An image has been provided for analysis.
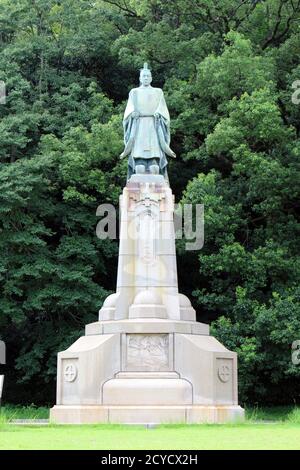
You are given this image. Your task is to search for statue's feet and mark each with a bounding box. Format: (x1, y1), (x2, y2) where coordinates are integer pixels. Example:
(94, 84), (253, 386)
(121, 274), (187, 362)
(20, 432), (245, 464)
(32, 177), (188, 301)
(149, 164), (159, 175)
(135, 165), (145, 174)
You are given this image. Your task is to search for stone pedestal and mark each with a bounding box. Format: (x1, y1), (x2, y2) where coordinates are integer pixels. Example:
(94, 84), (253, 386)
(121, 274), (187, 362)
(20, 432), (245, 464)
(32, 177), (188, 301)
(50, 176), (244, 424)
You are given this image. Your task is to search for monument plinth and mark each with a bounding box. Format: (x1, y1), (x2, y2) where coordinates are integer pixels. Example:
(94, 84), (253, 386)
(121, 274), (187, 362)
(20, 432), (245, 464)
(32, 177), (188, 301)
(50, 64), (244, 424)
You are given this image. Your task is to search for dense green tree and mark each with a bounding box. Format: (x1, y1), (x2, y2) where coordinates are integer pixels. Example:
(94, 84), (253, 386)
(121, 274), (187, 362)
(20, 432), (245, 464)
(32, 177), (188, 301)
(0, 0), (299, 404)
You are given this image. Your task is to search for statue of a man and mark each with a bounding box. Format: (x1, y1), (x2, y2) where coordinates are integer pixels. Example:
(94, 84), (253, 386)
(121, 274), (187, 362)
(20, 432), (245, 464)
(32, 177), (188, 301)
(120, 63), (176, 181)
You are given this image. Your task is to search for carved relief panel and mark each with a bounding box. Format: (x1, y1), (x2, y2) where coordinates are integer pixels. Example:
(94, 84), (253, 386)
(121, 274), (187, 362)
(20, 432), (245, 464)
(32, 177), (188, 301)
(123, 334), (173, 371)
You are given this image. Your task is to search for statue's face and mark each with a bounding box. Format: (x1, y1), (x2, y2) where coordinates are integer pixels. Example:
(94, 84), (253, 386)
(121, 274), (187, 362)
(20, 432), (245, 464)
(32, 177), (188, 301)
(140, 70), (152, 86)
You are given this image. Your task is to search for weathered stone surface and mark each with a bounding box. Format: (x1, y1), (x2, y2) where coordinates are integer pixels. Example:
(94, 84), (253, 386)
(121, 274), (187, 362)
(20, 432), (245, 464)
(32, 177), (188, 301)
(56, 334), (121, 405)
(102, 377), (192, 405)
(174, 334), (238, 405)
(85, 319), (209, 336)
(50, 404), (244, 424)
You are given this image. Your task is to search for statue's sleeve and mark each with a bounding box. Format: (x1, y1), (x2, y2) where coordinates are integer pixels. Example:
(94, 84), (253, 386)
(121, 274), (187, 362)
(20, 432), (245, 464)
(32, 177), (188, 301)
(122, 90), (135, 147)
(123, 90), (135, 121)
(121, 90), (137, 156)
(155, 90), (175, 156)
(156, 90), (170, 122)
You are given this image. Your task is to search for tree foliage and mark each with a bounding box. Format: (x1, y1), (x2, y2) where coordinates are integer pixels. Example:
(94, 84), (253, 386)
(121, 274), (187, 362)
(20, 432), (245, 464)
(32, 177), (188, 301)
(0, 0), (299, 404)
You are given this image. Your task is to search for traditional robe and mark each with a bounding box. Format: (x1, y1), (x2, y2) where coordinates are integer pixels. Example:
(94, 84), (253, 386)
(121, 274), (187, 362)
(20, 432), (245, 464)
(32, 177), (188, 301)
(122, 86), (174, 180)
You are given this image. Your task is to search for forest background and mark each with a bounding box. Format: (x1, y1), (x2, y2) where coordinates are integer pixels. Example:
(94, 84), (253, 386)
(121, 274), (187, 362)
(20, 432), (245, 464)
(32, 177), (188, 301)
(0, 0), (299, 405)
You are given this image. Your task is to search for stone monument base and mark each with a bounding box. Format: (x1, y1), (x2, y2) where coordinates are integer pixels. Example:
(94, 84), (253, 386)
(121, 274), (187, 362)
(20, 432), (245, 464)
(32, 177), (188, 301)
(50, 404), (244, 425)
(51, 85), (246, 425)
(50, 319), (245, 425)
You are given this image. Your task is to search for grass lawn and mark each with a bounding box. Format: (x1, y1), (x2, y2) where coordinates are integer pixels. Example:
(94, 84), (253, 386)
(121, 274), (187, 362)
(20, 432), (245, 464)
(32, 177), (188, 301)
(0, 406), (299, 450)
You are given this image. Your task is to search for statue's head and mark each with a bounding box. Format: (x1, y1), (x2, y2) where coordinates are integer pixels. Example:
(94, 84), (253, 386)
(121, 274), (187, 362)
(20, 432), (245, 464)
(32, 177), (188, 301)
(139, 62), (152, 87)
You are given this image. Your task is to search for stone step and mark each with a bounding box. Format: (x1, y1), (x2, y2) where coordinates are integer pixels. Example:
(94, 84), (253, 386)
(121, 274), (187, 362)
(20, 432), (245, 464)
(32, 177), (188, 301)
(115, 371), (180, 379)
(102, 377), (192, 406)
(50, 404), (245, 425)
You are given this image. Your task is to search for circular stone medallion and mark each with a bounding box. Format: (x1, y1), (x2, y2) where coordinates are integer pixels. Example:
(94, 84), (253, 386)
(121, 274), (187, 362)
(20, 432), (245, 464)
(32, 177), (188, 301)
(218, 364), (231, 383)
(64, 363), (77, 382)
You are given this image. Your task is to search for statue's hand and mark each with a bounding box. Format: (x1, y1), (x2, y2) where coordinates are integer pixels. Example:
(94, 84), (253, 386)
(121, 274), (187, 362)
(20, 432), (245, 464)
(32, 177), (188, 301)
(170, 150), (176, 158)
(119, 151), (126, 159)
